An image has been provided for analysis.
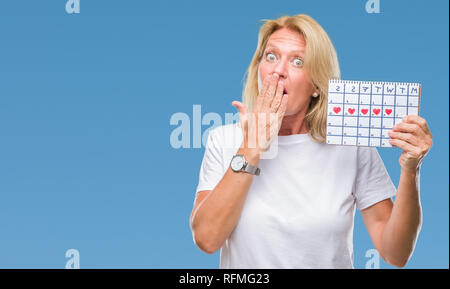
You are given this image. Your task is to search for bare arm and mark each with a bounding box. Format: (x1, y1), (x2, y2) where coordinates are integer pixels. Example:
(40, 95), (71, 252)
(190, 73), (288, 254)
(381, 168), (421, 267)
(362, 115), (432, 267)
(190, 148), (260, 254)
(361, 168), (421, 268)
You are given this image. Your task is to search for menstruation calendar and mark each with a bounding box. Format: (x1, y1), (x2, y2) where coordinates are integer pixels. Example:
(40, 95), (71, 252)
(326, 79), (421, 147)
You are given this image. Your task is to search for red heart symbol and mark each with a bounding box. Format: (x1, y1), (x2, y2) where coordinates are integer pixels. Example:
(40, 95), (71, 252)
(348, 108), (355, 115)
(373, 108), (381, 115)
(361, 109), (369, 115)
(333, 107), (341, 114)
(385, 109), (392, 115)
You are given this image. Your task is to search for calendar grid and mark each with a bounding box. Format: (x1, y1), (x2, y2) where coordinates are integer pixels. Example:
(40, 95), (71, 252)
(407, 83), (410, 116)
(368, 83), (372, 146)
(341, 83), (345, 145)
(326, 79), (421, 148)
(356, 83), (360, 144)
(380, 83), (385, 147)
(394, 82), (397, 130)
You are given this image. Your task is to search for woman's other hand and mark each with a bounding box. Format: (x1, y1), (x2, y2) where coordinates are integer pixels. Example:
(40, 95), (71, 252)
(388, 115), (433, 174)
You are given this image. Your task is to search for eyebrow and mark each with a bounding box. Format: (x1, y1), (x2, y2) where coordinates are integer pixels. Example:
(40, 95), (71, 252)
(265, 45), (304, 56)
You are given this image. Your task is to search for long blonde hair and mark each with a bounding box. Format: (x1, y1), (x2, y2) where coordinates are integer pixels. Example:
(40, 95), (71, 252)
(242, 14), (340, 143)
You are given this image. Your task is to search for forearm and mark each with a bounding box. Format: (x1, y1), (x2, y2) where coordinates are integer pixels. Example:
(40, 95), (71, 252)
(381, 167), (422, 267)
(191, 147), (260, 253)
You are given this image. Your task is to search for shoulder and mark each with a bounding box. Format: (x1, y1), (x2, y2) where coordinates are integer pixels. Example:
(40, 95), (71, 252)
(356, 145), (383, 164)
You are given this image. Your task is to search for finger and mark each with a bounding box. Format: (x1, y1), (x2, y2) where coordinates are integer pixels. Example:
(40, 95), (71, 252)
(232, 100), (248, 114)
(232, 101), (248, 125)
(267, 112), (280, 146)
(263, 74), (279, 109)
(255, 74), (272, 112)
(392, 121), (422, 135)
(388, 130), (419, 146)
(276, 94), (289, 123)
(403, 115), (432, 136)
(257, 112), (270, 150)
(270, 79), (284, 112)
(389, 138), (421, 155)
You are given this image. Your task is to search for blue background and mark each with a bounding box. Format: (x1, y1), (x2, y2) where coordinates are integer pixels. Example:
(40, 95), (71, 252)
(0, 0), (448, 268)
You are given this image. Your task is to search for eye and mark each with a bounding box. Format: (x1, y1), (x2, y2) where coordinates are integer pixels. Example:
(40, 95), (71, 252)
(293, 58), (304, 67)
(265, 52), (277, 63)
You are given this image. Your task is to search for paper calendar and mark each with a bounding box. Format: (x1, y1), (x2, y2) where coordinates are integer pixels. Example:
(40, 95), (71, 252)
(326, 79), (421, 147)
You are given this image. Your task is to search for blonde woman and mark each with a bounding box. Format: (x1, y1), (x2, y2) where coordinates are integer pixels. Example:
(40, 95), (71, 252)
(190, 14), (433, 269)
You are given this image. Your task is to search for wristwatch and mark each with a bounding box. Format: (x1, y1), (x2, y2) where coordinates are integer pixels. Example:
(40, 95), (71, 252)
(230, 154), (261, 176)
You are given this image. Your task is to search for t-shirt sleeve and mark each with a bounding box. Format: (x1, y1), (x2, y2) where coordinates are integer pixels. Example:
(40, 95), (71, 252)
(353, 146), (397, 211)
(195, 128), (226, 195)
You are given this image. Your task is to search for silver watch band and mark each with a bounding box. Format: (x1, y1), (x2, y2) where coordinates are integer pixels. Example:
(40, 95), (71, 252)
(243, 163), (261, 176)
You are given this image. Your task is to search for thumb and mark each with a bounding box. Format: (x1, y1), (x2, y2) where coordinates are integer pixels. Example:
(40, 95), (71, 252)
(232, 101), (249, 130)
(232, 101), (248, 115)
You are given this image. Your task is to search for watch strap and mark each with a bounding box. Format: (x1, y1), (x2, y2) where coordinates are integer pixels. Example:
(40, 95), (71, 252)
(243, 163), (261, 176)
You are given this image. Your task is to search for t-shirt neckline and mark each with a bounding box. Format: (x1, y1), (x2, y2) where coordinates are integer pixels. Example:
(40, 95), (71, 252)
(277, 133), (311, 144)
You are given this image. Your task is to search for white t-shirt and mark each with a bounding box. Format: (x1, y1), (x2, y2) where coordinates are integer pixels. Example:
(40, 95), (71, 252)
(195, 123), (396, 269)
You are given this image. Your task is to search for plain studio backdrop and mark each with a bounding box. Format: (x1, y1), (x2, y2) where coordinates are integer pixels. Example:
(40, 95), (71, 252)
(0, 0), (448, 268)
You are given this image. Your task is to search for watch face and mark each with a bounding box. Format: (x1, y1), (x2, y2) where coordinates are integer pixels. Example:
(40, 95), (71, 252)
(231, 155), (245, 171)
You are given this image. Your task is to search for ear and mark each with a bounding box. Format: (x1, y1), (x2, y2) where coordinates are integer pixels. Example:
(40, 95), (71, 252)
(312, 86), (320, 96)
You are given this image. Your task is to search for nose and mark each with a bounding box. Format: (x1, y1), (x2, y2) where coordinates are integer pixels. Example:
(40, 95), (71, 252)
(273, 59), (288, 79)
